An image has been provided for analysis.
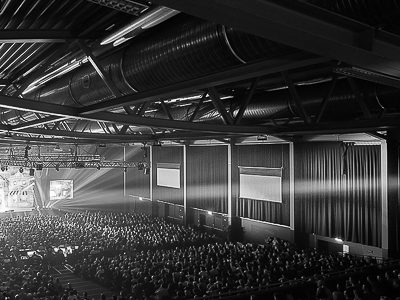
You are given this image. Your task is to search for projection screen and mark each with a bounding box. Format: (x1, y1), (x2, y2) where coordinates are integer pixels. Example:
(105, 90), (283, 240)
(239, 167), (282, 202)
(156, 163), (181, 189)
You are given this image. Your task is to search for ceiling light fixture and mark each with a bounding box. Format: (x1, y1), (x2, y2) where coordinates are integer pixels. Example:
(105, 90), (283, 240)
(101, 6), (179, 46)
(22, 57), (88, 95)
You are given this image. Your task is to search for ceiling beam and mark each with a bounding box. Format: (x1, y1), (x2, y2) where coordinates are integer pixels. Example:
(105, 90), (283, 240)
(0, 94), (271, 134)
(0, 30), (76, 43)
(12, 116), (69, 130)
(80, 55), (329, 114)
(154, 0), (400, 79)
(275, 115), (400, 136)
(0, 95), (80, 117)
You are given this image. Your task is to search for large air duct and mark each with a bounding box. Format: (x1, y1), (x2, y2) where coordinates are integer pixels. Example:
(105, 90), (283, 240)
(6, 12), (400, 130)
(26, 15), (294, 107)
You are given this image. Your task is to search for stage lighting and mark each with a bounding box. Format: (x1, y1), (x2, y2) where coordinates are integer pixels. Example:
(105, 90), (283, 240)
(4, 131), (12, 138)
(24, 145), (31, 159)
(29, 168), (35, 176)
(143, 167), (150, 175)
(36, 163), (43, 171)
(96, 165), (101, 170)
(137, 162), (144, 170)
(55, 164), (60, 171)
(0, 166), (4, 172)
(124, 167), (127, 172)
(142, 147), (148, 158)
(19, 167), (24, 173)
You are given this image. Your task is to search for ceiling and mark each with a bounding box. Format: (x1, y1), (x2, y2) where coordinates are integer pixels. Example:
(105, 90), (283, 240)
(0, 0), (399, 147)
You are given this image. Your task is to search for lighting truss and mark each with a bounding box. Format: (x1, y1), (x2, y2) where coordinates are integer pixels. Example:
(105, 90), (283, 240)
(0, 154), (149, 169)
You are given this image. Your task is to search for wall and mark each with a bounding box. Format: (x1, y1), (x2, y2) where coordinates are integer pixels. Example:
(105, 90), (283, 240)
(152, 146), (184, 205)
(294, 142), (382, 247)
(232, 143), (290, 226)
(125, 146), (151, 211)
(240, 218), (293, 244)
(186, 145), (228, 213)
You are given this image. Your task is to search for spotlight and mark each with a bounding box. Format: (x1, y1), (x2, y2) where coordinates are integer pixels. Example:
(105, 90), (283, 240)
(19, 167), (24, 173)
(334, 237), (343, 243)
(29, 168), (35, 176)
(96, 165), (101, 170)
(0, 166), (4, 172)
(55, 164), (60, 171)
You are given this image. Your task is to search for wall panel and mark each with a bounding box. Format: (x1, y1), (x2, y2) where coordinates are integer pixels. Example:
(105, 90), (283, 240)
(187, 145), (228, 213)
(232, 144), (290, 225)
(152, 146), (184, 205)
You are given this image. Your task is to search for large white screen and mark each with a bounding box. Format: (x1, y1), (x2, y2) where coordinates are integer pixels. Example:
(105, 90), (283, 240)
(157, 168), (180, 188)
(239, 174), (281, 202)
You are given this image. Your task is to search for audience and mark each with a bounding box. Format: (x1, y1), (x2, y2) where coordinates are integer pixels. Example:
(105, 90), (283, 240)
(0, 210), (398, 299)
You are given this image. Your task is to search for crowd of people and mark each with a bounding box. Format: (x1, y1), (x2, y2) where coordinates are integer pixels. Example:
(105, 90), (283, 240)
(0, 210), (398, 299)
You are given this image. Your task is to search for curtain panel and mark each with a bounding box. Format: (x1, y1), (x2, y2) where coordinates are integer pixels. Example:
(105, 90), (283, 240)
(295, 142), (381, 247)
(187, 146), (228, 213)
(234, 144), (290, 226)
(152, 146), (184, 205)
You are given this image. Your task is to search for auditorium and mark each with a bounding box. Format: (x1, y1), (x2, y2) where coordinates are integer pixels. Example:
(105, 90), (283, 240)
(0, 0), (399, 299)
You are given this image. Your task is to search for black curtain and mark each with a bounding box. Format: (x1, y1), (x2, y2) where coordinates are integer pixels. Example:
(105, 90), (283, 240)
(233, 144), (290, 225)
(187, 146), (228, 213)
(126, 146), (150, 199)
(295, 142), (381, 247)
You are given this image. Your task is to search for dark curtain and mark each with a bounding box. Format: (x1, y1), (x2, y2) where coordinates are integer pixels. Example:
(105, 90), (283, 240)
(295, 142), (381, 247)
(187, 146), (228, 213)
(152, 146), (184, 205)
(233, 144), (290, 226)
(126, 146), (150, 199)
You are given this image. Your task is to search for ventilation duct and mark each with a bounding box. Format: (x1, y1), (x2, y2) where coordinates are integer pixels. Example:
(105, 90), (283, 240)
(25, 15), (294, 107)
(6, 13), (400, 130)
(4, 14), (294, 125)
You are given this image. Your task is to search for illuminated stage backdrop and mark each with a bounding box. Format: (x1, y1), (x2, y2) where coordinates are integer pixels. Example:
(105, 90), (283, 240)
(0, 167), (36, 212)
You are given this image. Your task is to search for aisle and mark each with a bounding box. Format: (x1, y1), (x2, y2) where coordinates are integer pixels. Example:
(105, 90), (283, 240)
(53, 265), (113, 299)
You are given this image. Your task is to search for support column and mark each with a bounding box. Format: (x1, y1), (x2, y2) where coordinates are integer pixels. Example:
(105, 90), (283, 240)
(149, 146), (153, 202)
(227, 143), (233, 219)
(123, 146), (126, 198)
(183, 145), (187, 225)
(150, 146), (154, 217)
(386, 133), (399, 257)
(381, 140), (388, 255)
(289, 142), (295, 230)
